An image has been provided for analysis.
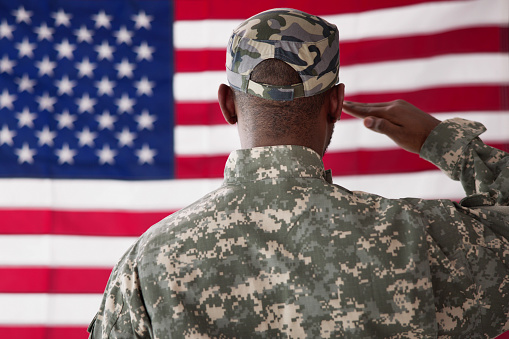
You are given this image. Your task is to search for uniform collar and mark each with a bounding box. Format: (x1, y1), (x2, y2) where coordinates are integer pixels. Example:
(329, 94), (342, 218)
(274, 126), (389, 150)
(224, 145), (333, 184)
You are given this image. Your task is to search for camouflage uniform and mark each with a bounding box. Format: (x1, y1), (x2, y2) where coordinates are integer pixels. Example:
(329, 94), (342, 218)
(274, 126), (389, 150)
(88, 118), (509, 338)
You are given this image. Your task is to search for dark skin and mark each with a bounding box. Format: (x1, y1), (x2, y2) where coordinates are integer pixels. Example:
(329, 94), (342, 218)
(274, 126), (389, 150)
(218, 83), (441, 156)
(218, 83), (344, 157)
(343, 99), (441, 154)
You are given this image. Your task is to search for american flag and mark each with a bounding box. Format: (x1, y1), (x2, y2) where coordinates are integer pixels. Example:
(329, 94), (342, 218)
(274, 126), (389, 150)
(0, 0), (507, 337)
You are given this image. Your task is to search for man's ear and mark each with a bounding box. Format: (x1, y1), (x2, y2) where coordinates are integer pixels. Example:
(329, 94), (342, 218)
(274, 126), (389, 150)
(218, 84), (237, 125)
(327, 83), (345, 123)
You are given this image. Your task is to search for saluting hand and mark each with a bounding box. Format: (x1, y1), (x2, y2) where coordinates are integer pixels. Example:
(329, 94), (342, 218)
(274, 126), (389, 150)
(342, 100), (441, 154)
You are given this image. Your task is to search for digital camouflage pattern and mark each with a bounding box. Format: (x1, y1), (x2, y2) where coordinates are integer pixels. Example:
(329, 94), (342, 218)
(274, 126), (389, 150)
(226, 8), (339, 101)
(89, 118), (509, 338)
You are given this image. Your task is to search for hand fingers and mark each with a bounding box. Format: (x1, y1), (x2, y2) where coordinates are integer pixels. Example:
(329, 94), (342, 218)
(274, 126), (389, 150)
(342, 101), (390, 119)
(364, 116), (399, 137)
(344, 101), (389, 108)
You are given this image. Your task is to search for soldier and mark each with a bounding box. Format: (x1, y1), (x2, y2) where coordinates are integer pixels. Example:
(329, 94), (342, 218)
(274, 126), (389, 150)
(89, 8), (509, 338)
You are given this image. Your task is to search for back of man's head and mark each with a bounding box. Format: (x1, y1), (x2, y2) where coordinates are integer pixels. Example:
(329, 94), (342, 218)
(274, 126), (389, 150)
(225, 8), (340, 143)
(233, 59), (326, 140)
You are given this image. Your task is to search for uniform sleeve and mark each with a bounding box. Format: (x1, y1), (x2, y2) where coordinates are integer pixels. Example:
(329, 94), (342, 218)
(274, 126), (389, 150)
(420, 118), (509, 206)
(88, 249), (153, 338)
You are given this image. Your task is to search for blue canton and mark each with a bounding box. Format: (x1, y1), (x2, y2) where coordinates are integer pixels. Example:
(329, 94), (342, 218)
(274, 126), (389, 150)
(0, 0), (173, 179)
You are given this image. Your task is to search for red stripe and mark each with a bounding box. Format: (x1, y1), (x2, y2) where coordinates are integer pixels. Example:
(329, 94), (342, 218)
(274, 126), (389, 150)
(322, 150), (435, 177)
(0, 267), (110, 293)
(175, 86), (509, 126)
(175, 150), (434, 179)
(176, 154), (228, 179)
(175, 0), (459, 20)
(176, 101), (225, 125)
(175, 142), (509, 179)
(176, 49), (225, 73)
(495, 330), (509, 339)
(341, 26), (508, 66)
(175, 27), (508, 72)
(0, 326), (87, 339)
(0, 209), (172, 236)
(346, 86), (509, 113)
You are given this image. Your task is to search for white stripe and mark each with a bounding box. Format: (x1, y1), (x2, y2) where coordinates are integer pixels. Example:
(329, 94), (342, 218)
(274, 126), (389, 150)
(0, 293), (101, 325)
(0, 177), (223, 210)
(341, 54), (509, 95)
(331, 111), (509, 152)
(174, 70), (226, 102)
(173, 54), (509, 101)
(175, 112), (509, 155)
(0, 235), (137, 267)
(173, 0), (509, 48)
(331, 0), (509, 41)
(335, 170), (466, 200)
(0, 166), (492, 215)
(175, 124), (240, 155)
(174, 18), (237, 49)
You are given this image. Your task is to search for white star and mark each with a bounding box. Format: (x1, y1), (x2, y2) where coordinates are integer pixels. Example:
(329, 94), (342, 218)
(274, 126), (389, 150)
(113, 26), (133, 45)
(134, 42), (155, 61)
(34, 23), (54, 41)
(16, 107), (37, 128)
(115, 58), (135, 78)
(15, 143), (36, 164)
(134, 77), (154, 96)
(76, 126), (97, 147)
(135, 110), (156, 130)
(115, 93), (135, 114)
(95, 41), (115, 61)
(35, 126), (56, 146)
(15, 74), (36, 93)
(35, 56), (56, 77)
(0, 55), (16, 74)
(0, 89), (16, 109)
(92, 10), (112, 29)
(135, 144), (156, 164)
(15, 38), (36, 58)
(96, 110), (117, 130)
(76, 93), (97, 113)
(115, 127), (136, 147)
(0, 124), (16, 146)
(96, 144), (117, 165)
(12, 6), (33, 25)
(74, 25), (93, 43)
(75, 57), (96, 78)
(52, 9), (72, 27)
(132, 11), (152, 30)
(55, 110), (76, 129)
(55, 39), (76, 59)
(0, 20), (14, 39)
(36, 92), (57, 112)
(55, 143), (77, 164)
(95, 76), (115, 96)
(55, 75), (76, 96)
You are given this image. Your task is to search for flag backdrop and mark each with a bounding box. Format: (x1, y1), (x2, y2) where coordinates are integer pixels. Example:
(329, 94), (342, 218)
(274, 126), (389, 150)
(0, 0), (508, 337)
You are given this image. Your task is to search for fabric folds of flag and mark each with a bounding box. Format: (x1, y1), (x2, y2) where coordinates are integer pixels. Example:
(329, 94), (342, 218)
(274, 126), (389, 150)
(0, 0), (508, 338)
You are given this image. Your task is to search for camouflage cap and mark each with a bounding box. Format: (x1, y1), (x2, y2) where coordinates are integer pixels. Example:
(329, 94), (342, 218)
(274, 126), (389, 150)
(226, 8), (340, 101)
